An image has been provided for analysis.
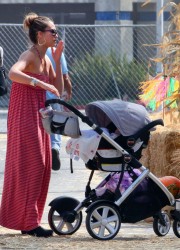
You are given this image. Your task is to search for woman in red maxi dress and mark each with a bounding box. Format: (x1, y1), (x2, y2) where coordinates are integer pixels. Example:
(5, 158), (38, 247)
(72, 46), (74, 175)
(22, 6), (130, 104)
(0, 13), (64, 237)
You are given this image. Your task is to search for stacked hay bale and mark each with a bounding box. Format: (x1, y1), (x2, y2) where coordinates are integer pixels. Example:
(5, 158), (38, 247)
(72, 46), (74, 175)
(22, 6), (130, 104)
(139, 1), (180, 180)
(141, 123), (180, 179)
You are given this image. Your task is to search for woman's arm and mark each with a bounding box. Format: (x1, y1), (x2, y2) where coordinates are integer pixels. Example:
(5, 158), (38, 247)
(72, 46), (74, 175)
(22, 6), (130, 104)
(63, 74), (72, 100)
(49, 41), (64, 95)
(9, 51), (60, 97)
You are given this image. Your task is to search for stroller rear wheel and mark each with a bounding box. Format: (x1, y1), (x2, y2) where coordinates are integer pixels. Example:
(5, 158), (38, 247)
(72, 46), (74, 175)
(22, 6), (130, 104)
(172, 220), (180, 238)
(48, 197), (82, 235)
(86, 201), (121, 240)
(153, 212), (171, 236)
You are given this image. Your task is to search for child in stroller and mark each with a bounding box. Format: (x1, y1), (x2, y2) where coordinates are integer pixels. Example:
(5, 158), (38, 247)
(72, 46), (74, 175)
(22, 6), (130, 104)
(41, 99), (180, 240)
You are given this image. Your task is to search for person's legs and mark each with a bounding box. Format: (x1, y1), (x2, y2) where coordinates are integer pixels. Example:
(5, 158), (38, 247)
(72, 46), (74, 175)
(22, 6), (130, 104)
(50, 133), (61, 170)
(46, 91), (62, 170)
(50, 133), (62, 150)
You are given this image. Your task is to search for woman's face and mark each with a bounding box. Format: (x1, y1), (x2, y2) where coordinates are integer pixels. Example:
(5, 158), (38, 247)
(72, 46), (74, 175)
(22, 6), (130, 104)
(38, 21), (58, 47)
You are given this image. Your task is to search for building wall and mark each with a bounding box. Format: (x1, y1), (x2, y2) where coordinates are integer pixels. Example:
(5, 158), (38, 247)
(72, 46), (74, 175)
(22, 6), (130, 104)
(0, 0), (171, 25)
(93, 0), (170, 62)
(0, 3), (95, 24)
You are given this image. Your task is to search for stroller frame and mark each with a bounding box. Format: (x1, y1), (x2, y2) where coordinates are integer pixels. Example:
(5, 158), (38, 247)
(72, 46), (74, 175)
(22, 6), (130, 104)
(45, 99), (180, 240)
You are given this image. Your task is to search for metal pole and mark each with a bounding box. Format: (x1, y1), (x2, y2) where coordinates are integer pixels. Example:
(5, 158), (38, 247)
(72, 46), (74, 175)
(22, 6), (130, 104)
(108, 61), (121, 99)
(156, 0), (164, 73)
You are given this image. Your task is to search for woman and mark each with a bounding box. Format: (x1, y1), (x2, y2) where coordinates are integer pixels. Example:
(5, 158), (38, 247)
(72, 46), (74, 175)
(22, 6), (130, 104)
(0, 12), (64, 237)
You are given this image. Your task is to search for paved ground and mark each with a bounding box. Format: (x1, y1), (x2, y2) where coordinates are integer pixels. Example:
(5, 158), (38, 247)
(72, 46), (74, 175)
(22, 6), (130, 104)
(0, 110), (179, 249)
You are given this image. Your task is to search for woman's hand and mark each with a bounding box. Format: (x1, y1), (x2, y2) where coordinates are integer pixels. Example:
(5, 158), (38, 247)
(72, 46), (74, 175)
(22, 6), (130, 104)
(45, 83), (60, 96)
(39, 81), (60, 97)
(51, 40), (64, 65)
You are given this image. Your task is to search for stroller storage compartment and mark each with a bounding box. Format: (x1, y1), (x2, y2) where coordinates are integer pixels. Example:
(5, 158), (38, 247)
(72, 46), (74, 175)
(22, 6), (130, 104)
(51, 110), (80, 138)
(40, 107), (81, 138)
(120, 178), (171, 223)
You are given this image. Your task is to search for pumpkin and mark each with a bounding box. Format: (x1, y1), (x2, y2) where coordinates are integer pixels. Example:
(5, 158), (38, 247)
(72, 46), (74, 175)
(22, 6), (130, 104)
(159, 176), (180, 198)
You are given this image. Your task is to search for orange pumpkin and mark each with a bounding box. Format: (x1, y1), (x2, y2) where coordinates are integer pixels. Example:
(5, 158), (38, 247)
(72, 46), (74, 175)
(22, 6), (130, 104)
(159, 176), (180, 198)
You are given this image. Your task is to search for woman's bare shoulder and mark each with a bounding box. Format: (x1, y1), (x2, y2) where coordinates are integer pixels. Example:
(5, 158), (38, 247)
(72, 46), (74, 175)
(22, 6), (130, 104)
(18, 48), (35, 62)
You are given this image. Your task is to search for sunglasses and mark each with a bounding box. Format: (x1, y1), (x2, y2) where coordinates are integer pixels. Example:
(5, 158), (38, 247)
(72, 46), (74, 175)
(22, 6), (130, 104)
(44, 29), (58, 36)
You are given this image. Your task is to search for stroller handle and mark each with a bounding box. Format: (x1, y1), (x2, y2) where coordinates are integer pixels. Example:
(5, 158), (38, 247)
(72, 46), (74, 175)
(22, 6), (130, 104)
(131, 118), (164, 141)
(45, 99), (96, 129)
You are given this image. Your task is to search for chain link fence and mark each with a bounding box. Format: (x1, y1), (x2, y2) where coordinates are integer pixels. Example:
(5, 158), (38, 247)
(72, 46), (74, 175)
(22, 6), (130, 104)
(0, 24), (157, 109)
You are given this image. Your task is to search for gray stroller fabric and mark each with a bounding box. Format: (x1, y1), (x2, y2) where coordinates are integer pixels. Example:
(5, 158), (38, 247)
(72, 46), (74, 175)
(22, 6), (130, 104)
(85, 100), (152, 136)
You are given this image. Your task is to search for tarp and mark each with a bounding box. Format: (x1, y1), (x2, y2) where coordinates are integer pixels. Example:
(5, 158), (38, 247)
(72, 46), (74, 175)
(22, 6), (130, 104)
(85, 100), (152, 136)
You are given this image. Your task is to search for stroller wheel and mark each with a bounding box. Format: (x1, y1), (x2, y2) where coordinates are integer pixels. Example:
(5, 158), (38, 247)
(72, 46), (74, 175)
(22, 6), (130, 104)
(48, 201), (82, 235)
(86, 201), (121, 240)
(172, 220), (180, 238)
(153, 212), (171, 236)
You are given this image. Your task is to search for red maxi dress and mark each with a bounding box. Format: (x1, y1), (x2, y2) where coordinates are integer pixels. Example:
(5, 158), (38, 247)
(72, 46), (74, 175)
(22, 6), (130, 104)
(0, 73), (51, 231)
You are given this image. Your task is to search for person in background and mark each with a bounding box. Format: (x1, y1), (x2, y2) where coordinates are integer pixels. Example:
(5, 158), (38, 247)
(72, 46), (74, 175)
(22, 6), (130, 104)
(0, 46), (3, 66)
(46, 48), (72, 171)
(0, 46), (8, 96)
(0, 12), (64, 237)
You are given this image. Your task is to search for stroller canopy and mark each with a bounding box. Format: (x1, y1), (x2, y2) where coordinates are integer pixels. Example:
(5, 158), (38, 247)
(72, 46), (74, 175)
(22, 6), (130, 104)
(85, 100), (152, 136)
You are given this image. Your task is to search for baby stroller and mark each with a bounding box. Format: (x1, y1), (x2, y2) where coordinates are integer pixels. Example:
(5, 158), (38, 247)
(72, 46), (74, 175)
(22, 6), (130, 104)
(43, 99), (180, 240)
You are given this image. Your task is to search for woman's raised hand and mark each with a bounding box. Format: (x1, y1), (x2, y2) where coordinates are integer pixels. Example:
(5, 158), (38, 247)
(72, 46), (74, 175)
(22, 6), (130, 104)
(51, 40), (64, 64)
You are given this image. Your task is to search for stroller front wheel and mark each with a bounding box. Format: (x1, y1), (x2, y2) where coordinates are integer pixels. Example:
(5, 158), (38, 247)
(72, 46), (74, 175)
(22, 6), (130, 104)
(153, 212), (171, 236)
(172, 220), (180, 238)
(48, 198), (82, 235)
(86, 201), (121, 240)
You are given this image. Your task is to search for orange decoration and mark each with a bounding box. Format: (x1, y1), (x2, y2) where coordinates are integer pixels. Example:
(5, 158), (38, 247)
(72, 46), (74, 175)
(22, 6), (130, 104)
(159, 176), (180, 198)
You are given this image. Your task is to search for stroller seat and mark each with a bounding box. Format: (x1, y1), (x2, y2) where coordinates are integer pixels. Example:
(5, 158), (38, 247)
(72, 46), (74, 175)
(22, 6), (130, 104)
(86, 119), (164, 172)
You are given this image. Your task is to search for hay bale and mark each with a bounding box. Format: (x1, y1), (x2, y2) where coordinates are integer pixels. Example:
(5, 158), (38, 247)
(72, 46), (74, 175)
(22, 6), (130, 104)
(141, 125), (180, 179)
